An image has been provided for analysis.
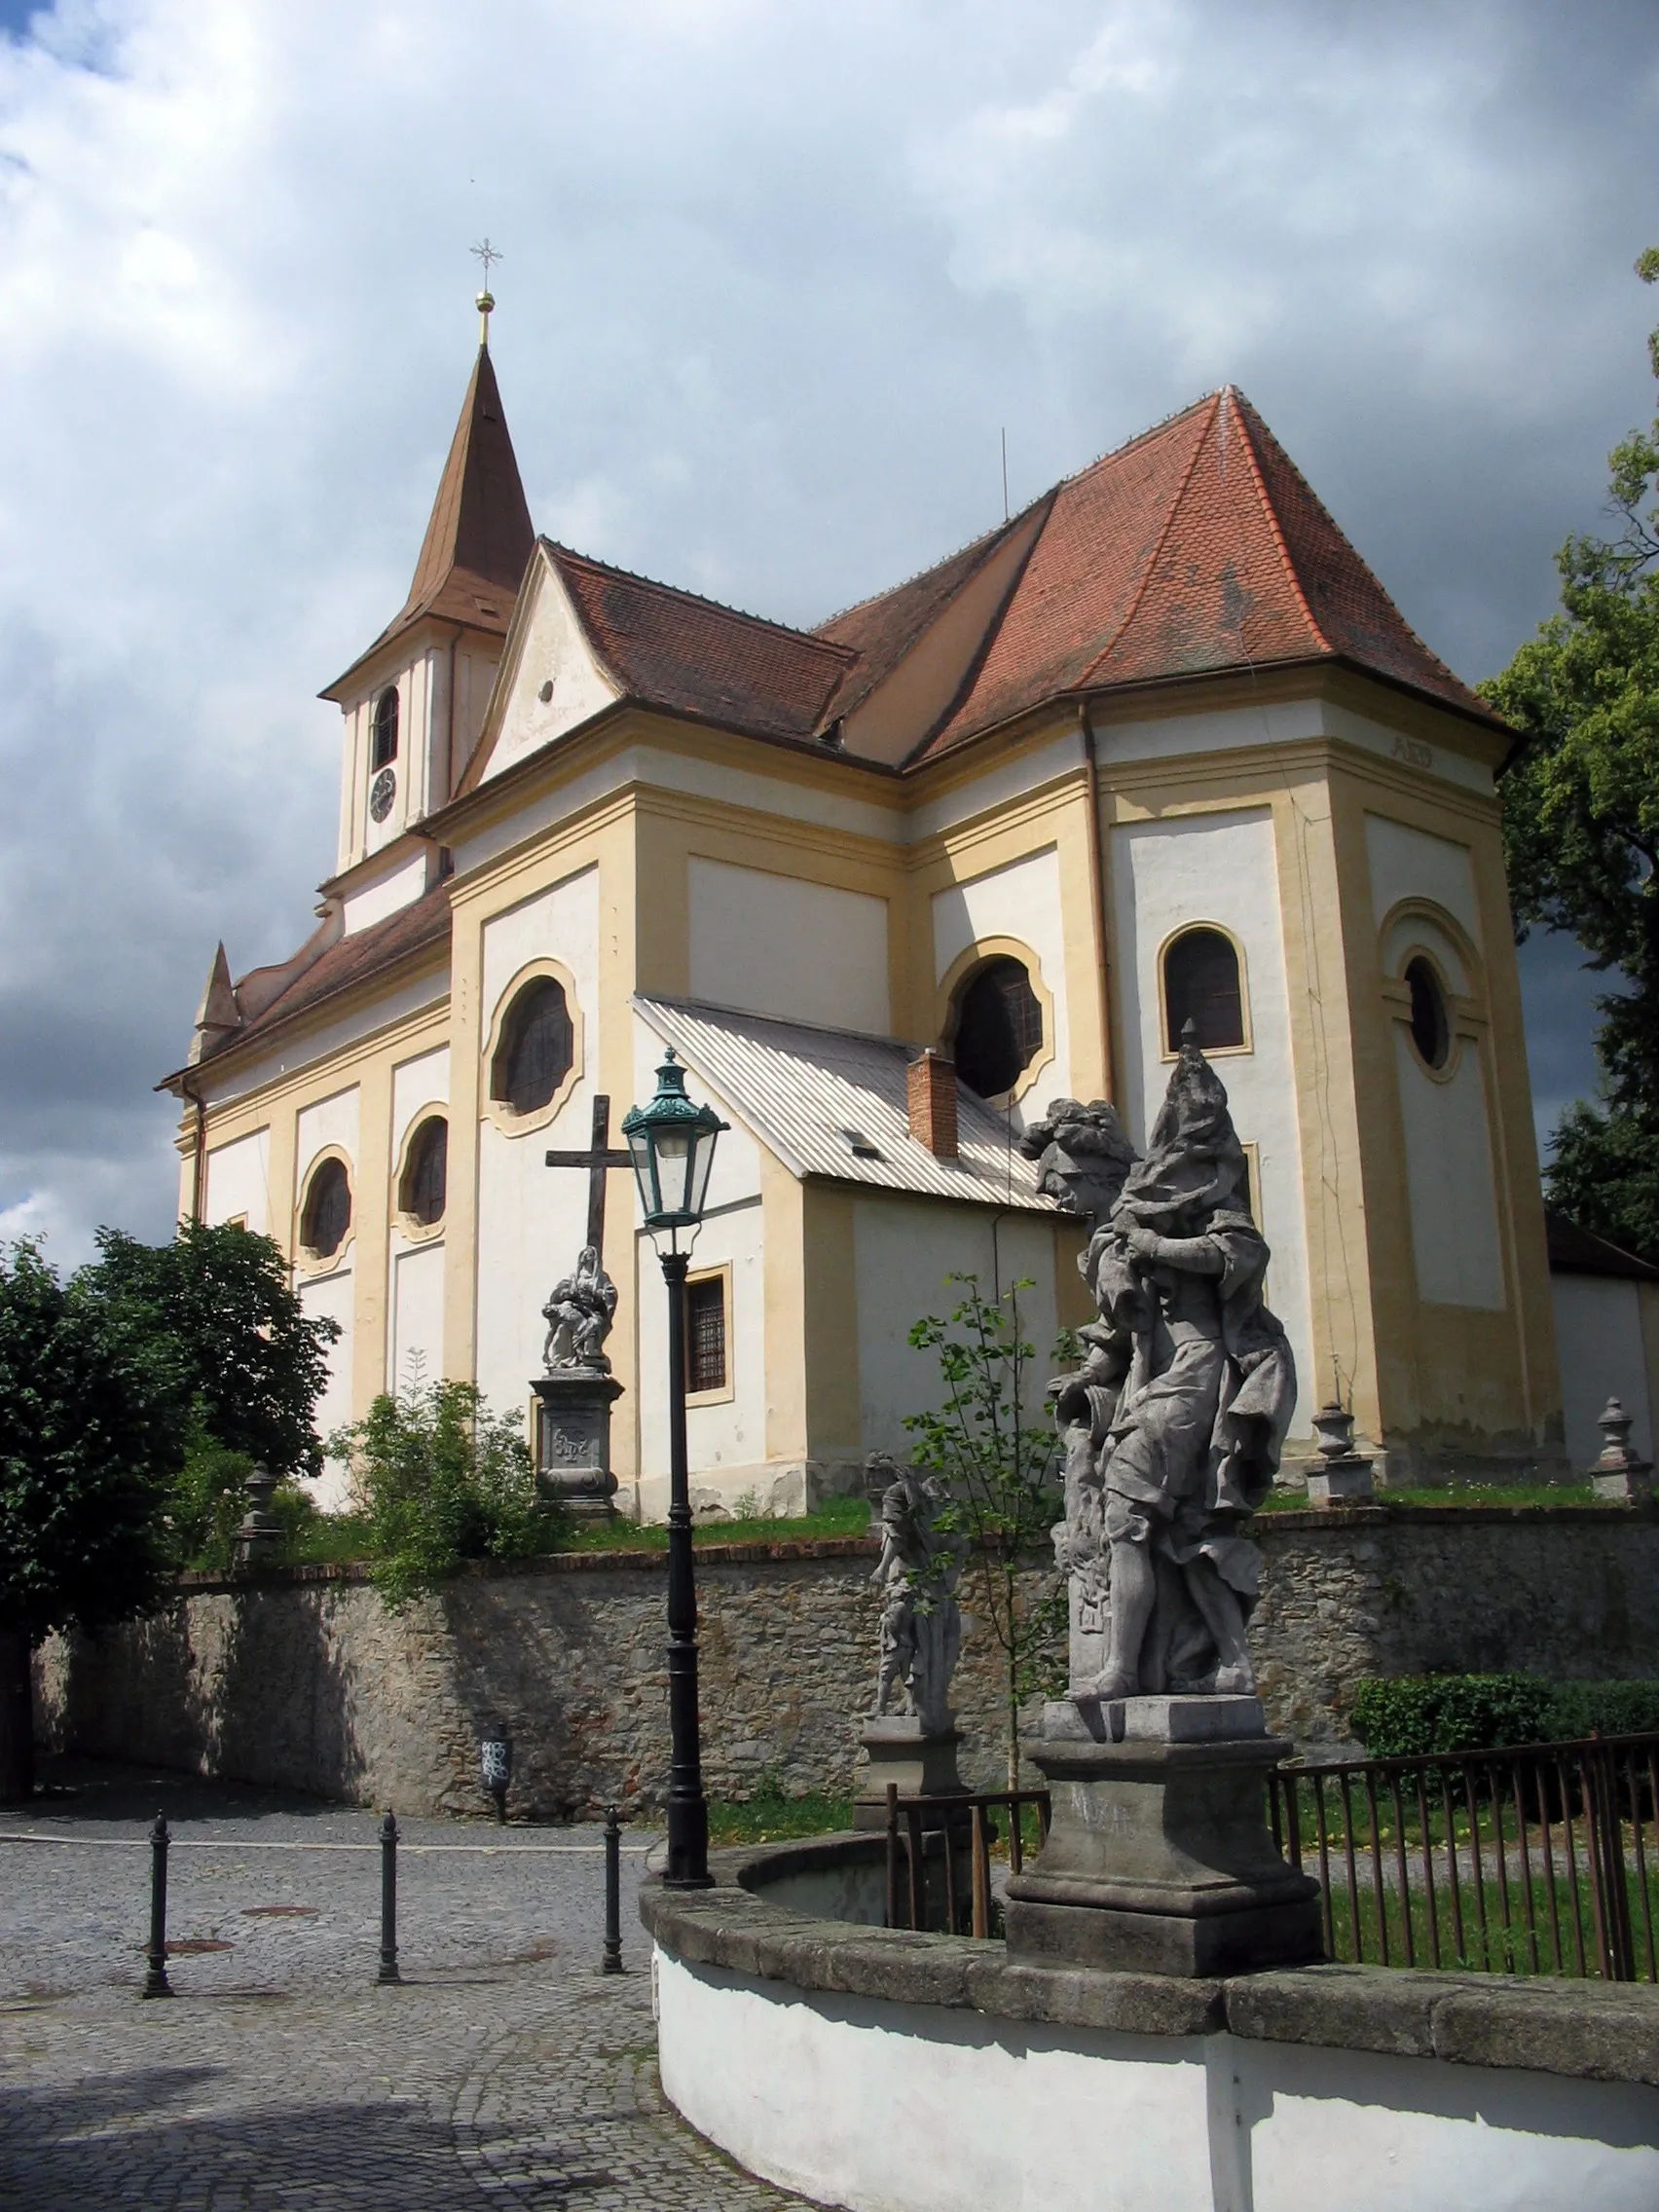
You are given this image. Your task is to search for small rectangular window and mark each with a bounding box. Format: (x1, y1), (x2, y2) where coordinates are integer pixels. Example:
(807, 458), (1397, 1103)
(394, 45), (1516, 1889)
(684, 1273), (727, 1396)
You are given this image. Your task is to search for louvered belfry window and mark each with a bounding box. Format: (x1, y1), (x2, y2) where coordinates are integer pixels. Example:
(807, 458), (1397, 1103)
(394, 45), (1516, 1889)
(1162, 927), (1244, 1052)
(685, 1274), (727, 1394)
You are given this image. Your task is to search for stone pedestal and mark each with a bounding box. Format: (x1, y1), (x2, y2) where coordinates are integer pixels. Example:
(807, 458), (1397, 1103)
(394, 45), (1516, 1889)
(853, 1715), (968, 1830)
(532, 1370), (623, 1519)
(1306, 1401), (1375, 1507)
(1590, 1397), (1655, 1503)
(1004, 1694), (1322, 1976)
(233, 1462), (280, 1571)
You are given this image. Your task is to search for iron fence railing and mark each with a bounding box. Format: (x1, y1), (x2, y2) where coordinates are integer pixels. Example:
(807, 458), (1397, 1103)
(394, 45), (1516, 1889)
(882, 1783), (1051, 1937)
(1270, 1730), (1659, 1982)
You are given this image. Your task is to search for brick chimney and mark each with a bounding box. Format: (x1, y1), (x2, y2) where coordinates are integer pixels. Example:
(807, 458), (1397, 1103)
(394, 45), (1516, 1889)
(906, 1051), (958, 1161)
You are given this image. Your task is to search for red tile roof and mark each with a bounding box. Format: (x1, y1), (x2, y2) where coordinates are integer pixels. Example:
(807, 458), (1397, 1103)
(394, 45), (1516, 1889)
(545, 544), (855, 741)
(218, 886), (452, 1063)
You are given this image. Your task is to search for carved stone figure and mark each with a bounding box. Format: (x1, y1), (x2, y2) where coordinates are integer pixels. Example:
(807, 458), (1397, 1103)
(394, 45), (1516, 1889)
(1019, 1097), (1138, 1227)
(866, 1454), (965, 1736)
(1048, 1030), (1296, 1700)
(541, 1245), (619, 1374)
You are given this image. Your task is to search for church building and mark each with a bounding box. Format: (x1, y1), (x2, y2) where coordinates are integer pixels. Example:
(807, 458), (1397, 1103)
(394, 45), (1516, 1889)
(165, 307), (1566, 1514)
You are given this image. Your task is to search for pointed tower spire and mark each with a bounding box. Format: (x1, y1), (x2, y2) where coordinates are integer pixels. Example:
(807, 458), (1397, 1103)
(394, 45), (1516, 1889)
(322, 304), (535, 700)
(188, 943), (241, 1065)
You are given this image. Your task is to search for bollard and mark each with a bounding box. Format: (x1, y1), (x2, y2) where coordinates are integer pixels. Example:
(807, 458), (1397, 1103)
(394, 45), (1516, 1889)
(378, 1811), (400, 1985)
(602, 1804), (623, 1974)
(141, 1813), (173, 1999)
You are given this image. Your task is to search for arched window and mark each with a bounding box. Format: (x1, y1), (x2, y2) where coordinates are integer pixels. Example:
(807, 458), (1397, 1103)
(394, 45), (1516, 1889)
(399, 1116), (448, 1226)
(372, 686), (399, 769)
(1163, 927), (1244, 1052)
(951, 956), (1044, 1100)
(491, 977), (574, 1115)
(1405, 956), (1450, 1071)
(301, 1158), (351, 1261)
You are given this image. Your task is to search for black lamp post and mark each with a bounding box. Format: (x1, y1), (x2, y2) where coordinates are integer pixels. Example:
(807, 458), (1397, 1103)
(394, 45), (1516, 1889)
(622, 1048), (726, 1890)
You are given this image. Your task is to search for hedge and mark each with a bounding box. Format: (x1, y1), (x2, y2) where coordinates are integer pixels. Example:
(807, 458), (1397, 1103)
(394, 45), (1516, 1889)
(1349, 1674), (1659, 1758)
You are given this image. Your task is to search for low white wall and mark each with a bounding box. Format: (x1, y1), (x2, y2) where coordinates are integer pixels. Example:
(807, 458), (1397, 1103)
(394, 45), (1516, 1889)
(655, 1948), (1659, 2212)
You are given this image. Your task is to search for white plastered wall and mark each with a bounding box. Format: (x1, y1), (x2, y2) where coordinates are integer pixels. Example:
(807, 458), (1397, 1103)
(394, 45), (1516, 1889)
(853, 1198), (1061, 1458)
(1110, 808), (1314, 1437)
(203, 1127), (270, 1234)
(633, 1014), (766, 1519)
(688, 858), (891, 1035)
(387, 1047), (450, 1394)
(931, 845), (1070, 1128)
(1551, 1273), (1654, 1471)
(1368, 817), (1505, 1312)
(474, 867), (600, 1432)
(480, 557), (621, 785)
(295, 1086), (360, 1511)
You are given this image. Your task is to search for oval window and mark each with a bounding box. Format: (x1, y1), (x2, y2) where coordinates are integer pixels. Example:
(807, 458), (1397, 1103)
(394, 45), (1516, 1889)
(492, 977), (574, 1116)
(1163, 927), (1244, 1052)
(1406, 956), (1451, 1071)
(301, 1158), (352, 1260)
(952, 957), (1044, 1100)
(399, 1117), (448, 1226)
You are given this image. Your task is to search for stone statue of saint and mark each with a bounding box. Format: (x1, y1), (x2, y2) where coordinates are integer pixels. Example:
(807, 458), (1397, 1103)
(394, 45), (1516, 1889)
(1020, 1097), (1138, 1227)
(541, 1245), (619, 1375)
(1050, 1030), (1296, 1700)
(866, 1455), (965, 1736)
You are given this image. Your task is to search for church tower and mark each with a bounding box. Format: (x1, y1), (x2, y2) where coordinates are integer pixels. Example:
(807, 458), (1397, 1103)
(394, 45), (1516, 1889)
(321, 302), (534, 872)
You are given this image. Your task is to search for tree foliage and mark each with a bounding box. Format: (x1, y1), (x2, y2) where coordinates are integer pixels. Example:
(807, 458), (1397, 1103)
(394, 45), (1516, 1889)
(904, 1275), (1069, 1790)
(332, 1379), (565, 1609)
(1483, 248), (1659, 1255)
(92, 1220), (339, 1480)
(0, 1241), (187, 1648)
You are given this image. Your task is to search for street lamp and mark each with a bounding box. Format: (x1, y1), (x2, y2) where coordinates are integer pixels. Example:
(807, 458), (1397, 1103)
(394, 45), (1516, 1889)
(622, 1049), (727, 1889)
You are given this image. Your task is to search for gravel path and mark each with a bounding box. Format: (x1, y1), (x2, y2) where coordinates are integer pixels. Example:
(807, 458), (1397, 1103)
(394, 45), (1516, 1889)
(0, 1759), (809, 2210)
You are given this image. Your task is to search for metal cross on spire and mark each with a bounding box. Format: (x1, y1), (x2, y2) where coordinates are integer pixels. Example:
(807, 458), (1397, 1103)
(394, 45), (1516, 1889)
(470, 238), (501, 343)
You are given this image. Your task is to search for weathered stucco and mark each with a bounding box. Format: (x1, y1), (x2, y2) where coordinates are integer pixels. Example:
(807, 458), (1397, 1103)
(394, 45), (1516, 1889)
(34, 1508), (1659, 1820)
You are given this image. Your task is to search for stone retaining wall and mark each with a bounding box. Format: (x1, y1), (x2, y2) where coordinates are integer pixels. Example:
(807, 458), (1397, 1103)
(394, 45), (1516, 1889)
(35, 1507), (1659, 1819)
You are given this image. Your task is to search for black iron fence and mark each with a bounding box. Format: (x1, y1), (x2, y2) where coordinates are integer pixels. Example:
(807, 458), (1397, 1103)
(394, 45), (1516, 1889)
(1271, 1730), (1659, 1982)
(882, 1784), (1051, 1937)
(881, 1731), (1659, 1979)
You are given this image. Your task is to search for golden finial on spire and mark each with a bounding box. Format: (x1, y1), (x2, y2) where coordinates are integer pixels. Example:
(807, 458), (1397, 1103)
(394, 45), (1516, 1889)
(470, 237), (501, 345)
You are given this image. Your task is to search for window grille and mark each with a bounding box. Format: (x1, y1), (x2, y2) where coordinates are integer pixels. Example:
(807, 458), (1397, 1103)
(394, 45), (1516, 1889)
(685, 1274), (727, 1395)
(1163, 928), (1244, 1052)
(952, 957), (1044, 1100)
(492, 978), (574, 1115)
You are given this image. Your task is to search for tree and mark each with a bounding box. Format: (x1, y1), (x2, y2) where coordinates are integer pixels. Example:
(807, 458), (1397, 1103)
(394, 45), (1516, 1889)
(91, 1220), (339, 1480)
(904, 1275), (1068, 1792)
(334, 1378), (564, 1610)
(0, 1244), (189, 1802)
(1483, 248), (1659, 1255)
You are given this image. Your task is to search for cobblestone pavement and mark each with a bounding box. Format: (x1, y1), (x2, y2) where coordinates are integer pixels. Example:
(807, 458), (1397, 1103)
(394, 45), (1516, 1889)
(0, 1759), (810, 2209)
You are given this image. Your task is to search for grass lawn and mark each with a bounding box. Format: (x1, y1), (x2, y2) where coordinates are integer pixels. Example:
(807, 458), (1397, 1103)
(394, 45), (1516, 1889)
(707, 1779), (856, 1845)
(1259, 1481), (1611, 1513)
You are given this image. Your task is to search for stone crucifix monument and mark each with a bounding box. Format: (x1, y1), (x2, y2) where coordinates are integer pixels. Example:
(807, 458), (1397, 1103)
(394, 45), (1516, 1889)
(1005, 1033), (1322, 1975)
(854, 1455), (970, 1825)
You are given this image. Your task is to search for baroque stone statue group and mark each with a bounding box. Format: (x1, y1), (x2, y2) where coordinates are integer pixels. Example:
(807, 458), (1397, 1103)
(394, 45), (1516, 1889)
(1026, 1028), (1297, 1706)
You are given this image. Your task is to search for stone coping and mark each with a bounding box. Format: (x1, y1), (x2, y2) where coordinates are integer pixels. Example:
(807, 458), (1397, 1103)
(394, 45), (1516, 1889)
(639, 1834), (1659, 2088)
(169, 1498), (1647, 1595)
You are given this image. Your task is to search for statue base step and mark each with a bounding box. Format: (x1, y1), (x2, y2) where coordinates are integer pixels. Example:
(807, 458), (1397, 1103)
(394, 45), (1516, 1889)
(1005, 1706), (1321, 1977)
(853, 1717), (968, 1829)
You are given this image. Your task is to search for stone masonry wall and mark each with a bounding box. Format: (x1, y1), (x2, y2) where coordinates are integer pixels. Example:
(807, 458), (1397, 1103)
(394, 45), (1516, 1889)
(35, 1508), (1659, 1820)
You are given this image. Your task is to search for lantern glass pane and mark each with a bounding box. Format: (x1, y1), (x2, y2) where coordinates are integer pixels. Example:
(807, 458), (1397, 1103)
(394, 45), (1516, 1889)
(687, 1124), (719, 1218)
(627, 1125), (658, 1220)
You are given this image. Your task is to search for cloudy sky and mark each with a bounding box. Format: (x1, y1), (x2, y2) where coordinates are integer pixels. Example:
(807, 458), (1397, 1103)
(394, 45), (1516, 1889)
(1, 0), (1656, 1264)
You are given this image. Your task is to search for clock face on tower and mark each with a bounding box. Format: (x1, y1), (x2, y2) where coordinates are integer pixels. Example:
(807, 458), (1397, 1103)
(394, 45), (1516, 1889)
(369, 767), (396, 823)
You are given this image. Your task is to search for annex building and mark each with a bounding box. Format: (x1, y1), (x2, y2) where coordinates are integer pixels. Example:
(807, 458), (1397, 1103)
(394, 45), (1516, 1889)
(166, 315), (1567, 1515)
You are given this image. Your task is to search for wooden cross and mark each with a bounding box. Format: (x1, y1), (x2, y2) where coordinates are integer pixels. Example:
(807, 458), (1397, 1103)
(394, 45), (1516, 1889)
(545, 1096), (632, 1257)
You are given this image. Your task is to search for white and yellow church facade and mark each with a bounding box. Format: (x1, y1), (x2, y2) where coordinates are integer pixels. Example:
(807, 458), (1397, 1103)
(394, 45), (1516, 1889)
(166, 319), (1567, 1515)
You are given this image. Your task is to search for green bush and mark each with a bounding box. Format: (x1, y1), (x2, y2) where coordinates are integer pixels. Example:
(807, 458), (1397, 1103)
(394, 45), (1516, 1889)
(330, 1379), (566, 1609)
(1351, 1673), (1659, 1756)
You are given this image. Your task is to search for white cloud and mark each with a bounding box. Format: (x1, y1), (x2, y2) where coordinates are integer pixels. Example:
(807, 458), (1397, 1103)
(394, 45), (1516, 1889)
(0, 0), (1653, 1263)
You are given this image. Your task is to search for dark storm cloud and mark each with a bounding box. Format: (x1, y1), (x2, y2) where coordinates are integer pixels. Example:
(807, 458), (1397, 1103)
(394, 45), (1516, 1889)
(0, 0), (1653, 1257)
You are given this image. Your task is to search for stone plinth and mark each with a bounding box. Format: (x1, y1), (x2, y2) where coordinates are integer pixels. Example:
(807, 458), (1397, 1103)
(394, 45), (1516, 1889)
(853, 1715), (968, 1830)
(532, 1371), (623, 1519)
(1306, 1455), (1375, 1507)
(1004, 1694), (1322, 1976)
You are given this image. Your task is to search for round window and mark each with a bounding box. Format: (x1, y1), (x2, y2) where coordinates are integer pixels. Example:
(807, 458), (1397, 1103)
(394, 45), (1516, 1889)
(1405, 956), (1451, 1071)
(951, 957), (1044, 1100)
(492, 977), (574, 1115)
(301, 1158), (352, 1260)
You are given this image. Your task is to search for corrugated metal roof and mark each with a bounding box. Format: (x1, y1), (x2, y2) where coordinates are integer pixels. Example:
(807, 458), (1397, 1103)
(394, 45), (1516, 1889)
(634, 995), (1060, 1214)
